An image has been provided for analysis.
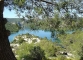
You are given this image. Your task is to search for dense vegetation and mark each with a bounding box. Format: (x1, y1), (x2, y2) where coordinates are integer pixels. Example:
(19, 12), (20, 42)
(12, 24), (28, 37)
(5, 22), (19, 33)
(26, 16), (83, 31)
(58, 30), (83, 60)
(11, 29), (83, 60)
(5, 18), (24, 33)
(11, 33), (71, 60)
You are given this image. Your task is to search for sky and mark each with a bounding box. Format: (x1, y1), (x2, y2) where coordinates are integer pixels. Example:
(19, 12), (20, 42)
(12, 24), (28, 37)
(3, 7), (82, 18)
(3, 8), (19, 18)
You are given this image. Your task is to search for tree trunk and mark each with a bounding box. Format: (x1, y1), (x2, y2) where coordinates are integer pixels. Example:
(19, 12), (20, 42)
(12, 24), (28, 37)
(0, 0), (16, 60)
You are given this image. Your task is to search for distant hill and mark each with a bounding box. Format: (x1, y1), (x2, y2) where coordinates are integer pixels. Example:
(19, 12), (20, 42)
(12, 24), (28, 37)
(6, 18), (22, 23)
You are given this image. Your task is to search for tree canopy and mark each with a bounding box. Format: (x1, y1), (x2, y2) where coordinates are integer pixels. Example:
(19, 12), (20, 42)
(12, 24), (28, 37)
(4, 0), (83, 19)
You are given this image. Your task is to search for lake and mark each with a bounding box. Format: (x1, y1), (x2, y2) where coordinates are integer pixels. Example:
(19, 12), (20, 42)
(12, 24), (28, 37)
(8, 28), (57, 42)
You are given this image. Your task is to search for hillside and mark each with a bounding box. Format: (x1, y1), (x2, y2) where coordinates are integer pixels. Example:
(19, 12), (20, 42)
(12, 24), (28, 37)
(6, 18), (22, 22)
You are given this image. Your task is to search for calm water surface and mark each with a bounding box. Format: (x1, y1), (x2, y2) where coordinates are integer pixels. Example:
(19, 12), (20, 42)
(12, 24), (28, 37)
(8, 28), (56, 42)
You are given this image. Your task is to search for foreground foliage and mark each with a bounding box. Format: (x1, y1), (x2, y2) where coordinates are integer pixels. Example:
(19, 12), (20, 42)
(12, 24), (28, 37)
(11, 33), (62, 60)
(11, 30), (83, 60)
(58, 30), (83, 60)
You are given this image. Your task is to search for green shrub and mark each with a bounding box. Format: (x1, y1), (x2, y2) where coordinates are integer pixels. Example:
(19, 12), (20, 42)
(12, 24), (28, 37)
(5, 22), (19, 33)
(29, 46), (46, 60)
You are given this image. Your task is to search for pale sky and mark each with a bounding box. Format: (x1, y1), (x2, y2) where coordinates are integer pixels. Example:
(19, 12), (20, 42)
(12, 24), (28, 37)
(3, 7), (82, 18)
(3, 8), (19, 18)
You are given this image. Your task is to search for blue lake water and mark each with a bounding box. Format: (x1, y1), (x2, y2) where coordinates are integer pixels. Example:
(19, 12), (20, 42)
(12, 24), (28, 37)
(8, 28), (56, 42)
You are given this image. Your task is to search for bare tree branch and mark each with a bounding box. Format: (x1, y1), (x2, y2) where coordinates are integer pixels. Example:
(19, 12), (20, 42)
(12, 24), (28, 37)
(41, 0), (58, 6)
